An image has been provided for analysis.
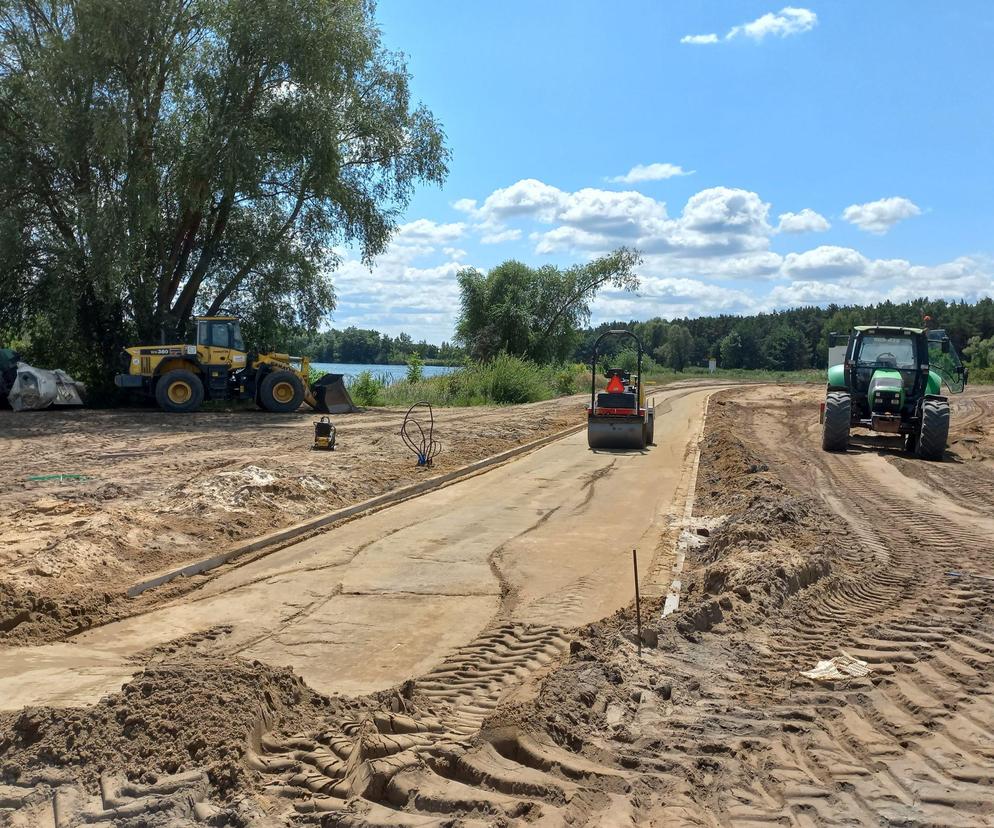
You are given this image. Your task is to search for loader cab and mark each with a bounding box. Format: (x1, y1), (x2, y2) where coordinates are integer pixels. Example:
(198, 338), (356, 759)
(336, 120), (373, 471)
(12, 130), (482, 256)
(195, 316), (245, 353)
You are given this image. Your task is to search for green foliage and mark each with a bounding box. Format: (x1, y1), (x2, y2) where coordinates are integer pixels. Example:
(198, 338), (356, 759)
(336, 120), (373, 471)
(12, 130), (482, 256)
(377, 356), (586, 407)
(406, 352), (424, 384)
(554, 364), (588, 396)
(456, 248), (641, 363)
(577, 298), (994, 375)
(348, 371), (384, 407)
(661, 325), (694, 372)
(0, 0), (448, 391)
(761, 324), (811, 371)
(964, 336), (994, 370)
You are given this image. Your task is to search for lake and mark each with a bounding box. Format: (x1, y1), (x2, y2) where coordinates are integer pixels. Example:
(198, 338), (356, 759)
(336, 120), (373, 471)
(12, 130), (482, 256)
(310, 362), (459, 385)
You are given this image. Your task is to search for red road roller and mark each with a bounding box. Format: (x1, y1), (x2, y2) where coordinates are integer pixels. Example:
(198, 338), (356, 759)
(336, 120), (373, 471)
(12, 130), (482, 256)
(587, 330), (654, 450)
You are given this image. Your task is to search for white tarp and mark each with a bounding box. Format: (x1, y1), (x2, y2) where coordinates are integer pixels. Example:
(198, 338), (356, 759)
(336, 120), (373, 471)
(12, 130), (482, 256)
(7, 363), (85, 411)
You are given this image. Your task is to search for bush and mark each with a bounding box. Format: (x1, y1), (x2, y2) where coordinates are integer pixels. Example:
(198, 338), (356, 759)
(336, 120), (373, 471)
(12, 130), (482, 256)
(406, 352), (424, 384)
(470, 353), (548, 404)
(968, 366), (994, 385)
(348, 370), (384, 406)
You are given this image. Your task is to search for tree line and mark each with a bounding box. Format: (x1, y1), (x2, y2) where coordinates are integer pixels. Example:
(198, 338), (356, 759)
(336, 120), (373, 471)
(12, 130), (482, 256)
(573, 298), (994, 372)
(287, 327), (464, 366)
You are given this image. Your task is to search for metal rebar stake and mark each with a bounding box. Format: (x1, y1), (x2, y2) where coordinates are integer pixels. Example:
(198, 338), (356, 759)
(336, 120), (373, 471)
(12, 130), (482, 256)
(633, 548), (642, 659)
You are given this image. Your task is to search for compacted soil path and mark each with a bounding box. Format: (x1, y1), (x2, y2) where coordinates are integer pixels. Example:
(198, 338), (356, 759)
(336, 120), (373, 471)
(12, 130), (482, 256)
(0, 386), (717, 711)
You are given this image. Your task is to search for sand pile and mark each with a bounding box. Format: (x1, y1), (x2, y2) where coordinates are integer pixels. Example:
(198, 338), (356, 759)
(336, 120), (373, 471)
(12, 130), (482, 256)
(0, 655), (330, 797)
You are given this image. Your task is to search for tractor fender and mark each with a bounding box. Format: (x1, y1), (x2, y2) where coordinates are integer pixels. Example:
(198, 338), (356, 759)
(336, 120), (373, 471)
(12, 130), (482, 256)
(826, 364), (846, 388)
(926, 370), (943, 396)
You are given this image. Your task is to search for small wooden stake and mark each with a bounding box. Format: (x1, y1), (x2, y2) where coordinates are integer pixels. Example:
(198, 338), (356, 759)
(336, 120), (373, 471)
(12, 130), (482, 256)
(633, 548), (642, 659)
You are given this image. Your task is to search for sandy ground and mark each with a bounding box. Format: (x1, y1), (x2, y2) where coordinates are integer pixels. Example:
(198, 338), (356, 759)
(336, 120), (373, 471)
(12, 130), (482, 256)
(0, 385), (712, 710)
(2, 383), (994, 826)
(0, 397), (588, 645)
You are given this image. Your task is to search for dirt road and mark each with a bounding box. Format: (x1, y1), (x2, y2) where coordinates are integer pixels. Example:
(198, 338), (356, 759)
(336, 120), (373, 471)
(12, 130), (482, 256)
(3, 383), (994, 827)
(0, 386), (712, 711)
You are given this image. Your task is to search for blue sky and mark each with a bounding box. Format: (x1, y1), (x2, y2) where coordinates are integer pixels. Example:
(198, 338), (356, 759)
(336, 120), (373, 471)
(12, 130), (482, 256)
(330, 2), (994, 343)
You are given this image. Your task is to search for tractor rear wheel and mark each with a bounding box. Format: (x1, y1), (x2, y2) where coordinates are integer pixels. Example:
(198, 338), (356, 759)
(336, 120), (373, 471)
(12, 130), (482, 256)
(916, 398), (949, 461)
(155, 370), (204, 413)
(821, 391), (851, 452)
(259, 370), (304, 413)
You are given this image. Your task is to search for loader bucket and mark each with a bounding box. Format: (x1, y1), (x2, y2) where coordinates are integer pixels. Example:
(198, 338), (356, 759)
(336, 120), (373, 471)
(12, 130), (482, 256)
(587, 414), (646, 450)
(307, 373), (357, 414)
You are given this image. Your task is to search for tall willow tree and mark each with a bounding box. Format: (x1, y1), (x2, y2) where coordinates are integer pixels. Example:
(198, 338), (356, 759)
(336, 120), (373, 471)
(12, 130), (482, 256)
(0, 0), (448, 386)
(455, 248), (641, 363)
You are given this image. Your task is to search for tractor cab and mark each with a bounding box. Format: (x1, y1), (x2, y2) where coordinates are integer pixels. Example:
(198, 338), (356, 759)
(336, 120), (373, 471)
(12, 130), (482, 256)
(848, 328), (924, 407)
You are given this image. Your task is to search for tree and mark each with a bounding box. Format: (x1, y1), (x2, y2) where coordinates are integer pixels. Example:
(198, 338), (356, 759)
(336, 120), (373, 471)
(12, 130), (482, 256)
(455, 248), (641, 362)
(0, 0), (448, 387)
(761, 324), (811, 371)
(719, 331), (744, 369)
(662, 325), (694, 372)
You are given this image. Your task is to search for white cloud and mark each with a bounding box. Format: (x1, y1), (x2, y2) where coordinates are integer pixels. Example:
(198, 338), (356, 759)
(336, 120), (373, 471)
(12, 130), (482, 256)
(326, 175), (989, 338)
(608, 163), (693, 184)
(478, 178), (567, 222)
(842, 196), (921, 234)
(480, 228), (522, 245)
(501, 180), (773, 264)
(682, 187), (771, 235)
(769, 250), (994, 310)
(395, 218), (466, 244)
(593, 276), (759, 321)
(533, 226), (608, 256)
(777, 208), (830, 234)
(608, 162), (694, 184)
(729, 7), (817, 40)
(330, 248), (470, 342)
(682, 6), (817, 45)
(780, 245), (869, 281)
(680, 33), (719, 45)
(451, 198), (478, 214)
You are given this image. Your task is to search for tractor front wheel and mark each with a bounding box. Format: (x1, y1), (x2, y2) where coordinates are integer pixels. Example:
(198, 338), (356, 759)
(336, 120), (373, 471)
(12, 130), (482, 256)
(155, 370), (204, 413)
(259, 370), (305, 413)
(821, 391), (851, 452)
(916, 398), (950, 461)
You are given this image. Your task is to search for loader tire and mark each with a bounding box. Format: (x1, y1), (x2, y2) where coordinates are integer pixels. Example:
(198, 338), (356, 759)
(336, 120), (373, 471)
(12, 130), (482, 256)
(259, 370), (304, 413)
(916, 398), (950, 461)
(155, 370), (204, 413)
(821, 391), (851, 452)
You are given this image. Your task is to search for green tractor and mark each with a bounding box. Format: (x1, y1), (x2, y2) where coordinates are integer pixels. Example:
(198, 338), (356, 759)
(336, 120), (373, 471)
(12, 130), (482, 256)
(821, 326), (967, 460)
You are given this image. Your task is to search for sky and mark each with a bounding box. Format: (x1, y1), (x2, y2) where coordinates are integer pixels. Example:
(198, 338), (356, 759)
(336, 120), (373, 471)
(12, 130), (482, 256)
(329, 1), (994, 343)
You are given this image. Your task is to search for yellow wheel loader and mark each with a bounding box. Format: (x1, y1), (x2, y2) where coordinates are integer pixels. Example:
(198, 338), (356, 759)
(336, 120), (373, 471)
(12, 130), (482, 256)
(114, 315), (355, 414)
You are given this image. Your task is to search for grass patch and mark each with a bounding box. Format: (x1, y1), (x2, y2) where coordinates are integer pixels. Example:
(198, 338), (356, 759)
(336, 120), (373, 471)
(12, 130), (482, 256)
(353, 357), (826, 410)
(375, 355), (589, 407)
